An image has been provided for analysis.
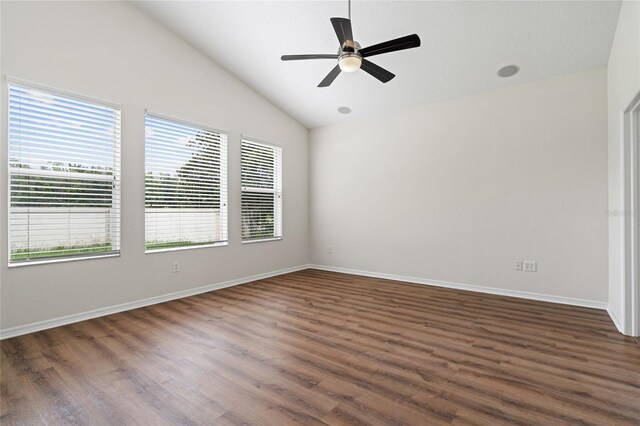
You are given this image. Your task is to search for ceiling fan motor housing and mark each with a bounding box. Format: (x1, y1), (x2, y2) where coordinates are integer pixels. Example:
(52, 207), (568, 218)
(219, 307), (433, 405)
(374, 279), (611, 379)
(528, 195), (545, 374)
(341, 40), (360, 53)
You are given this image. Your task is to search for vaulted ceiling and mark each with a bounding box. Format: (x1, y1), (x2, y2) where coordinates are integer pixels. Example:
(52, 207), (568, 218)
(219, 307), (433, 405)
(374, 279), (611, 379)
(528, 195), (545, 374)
(135, 1), (621, 128)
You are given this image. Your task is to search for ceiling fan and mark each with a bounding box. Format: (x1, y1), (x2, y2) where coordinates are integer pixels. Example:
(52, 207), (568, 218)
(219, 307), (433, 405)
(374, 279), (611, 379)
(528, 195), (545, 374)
(281, 0), (421, 87)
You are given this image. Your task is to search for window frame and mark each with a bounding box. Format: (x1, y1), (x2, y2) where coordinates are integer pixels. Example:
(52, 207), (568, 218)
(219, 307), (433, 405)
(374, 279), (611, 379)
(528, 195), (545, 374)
(6, 78), (122, 267)
(143, 111), (229, 254)
(240, 137), (283, 244)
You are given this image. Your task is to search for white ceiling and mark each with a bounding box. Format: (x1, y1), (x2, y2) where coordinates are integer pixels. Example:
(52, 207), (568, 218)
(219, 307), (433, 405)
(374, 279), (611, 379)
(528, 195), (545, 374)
(134, 1), (622, 129)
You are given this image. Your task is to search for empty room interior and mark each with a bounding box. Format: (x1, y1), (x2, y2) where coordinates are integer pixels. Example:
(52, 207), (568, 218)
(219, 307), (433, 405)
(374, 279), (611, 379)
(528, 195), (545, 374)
(1, 0), (640, 424)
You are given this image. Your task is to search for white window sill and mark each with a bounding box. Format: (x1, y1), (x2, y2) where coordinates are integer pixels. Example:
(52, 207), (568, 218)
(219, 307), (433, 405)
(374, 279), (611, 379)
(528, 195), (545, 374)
(241, 237), (283, 245)
(8, 252), (120, 268)
(145, 241), (228, 254)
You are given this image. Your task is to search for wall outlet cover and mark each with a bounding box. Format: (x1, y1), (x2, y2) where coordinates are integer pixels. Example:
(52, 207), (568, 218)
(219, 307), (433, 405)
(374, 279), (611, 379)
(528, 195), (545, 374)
(523, 261), (537, 272)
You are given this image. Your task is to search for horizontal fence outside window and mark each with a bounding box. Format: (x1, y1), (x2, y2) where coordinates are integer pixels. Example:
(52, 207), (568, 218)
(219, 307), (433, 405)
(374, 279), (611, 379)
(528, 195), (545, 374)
(144, 113), (228, 252)
(8, 83), (121, 264)
(241, 139), (282, 242)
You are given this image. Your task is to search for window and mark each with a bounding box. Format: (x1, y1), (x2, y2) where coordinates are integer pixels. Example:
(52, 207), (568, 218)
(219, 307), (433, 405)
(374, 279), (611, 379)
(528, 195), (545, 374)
(144, 114), (227, 252)
(241, 139), (282, 242)
(8, 83), (121, 264)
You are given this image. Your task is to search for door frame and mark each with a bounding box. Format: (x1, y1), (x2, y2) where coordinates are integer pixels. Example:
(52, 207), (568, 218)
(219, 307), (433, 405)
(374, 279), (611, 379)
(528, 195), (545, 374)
(622, 91), (640, 336)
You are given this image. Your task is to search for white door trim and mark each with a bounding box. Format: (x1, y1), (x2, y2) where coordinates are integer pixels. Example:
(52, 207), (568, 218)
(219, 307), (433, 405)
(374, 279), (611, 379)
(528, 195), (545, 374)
(622, 91), (640, 336)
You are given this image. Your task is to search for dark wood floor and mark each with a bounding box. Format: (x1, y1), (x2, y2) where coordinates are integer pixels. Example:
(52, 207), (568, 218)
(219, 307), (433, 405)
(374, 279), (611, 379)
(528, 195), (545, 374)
(1, 269), (639, 425)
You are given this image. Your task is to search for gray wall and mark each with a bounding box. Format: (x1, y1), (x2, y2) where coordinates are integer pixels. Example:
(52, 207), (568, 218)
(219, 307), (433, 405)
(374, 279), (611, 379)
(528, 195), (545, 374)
(0, 1), (618, 334)
(0, 1), (309, 331)
(310, 68), (608, 304)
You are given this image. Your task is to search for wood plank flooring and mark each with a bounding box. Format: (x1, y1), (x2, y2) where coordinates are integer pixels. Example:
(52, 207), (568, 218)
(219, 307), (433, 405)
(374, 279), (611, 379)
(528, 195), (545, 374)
(1, 269), (639, 425)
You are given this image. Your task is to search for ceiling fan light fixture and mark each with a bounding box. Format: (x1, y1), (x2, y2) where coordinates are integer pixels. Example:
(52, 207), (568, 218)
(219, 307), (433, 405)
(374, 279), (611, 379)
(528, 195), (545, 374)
(338, 54), (362, 72)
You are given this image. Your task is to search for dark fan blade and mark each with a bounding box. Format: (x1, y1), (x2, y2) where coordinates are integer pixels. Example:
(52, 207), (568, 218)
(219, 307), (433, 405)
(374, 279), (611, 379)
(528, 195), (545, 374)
(330, 17), (353, 45)
(360, 34), (421, 58)
(281, 54), (338, 61)
(318, 65), (342, 87)
(360, 59), (395, 83)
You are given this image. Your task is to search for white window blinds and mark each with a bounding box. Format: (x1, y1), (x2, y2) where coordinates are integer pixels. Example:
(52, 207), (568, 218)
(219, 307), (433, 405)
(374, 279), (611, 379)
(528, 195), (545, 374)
(241, 139), (282, 242)
(8, 83), (121, 264)
(145, 114), (228, 252)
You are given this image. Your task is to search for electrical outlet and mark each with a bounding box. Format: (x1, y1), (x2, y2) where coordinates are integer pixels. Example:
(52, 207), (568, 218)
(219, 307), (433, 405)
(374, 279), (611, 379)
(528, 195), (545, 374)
(515, 261), (523, 271)
(523, 261), (537, 272)
(172, 261), (180, 273)
(328, 245), (333, 254)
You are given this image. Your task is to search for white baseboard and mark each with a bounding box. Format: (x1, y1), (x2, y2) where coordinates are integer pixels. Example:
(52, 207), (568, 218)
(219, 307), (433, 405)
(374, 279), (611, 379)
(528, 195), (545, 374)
(607, 305), (625, 334)
(2, 263), (616, 340)
(0, 264), (311, 340)
(310, 264), (608, 310)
